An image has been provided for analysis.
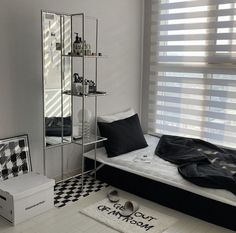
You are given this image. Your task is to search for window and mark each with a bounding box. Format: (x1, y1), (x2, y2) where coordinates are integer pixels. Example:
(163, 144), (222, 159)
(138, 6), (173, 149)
(148, 0), (236, 148)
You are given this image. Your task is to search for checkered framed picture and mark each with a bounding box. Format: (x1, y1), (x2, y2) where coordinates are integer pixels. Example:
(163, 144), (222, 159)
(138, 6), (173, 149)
(0, 134), (32, 181)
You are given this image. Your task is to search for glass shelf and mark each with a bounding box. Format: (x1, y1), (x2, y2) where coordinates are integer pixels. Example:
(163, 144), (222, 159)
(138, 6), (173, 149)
(63, 90), (107, 97)
(62, 54), (108, 58)
(72, 135), (107, 146)
(70, 14), (98, 22)
(46, 137), (71, 148)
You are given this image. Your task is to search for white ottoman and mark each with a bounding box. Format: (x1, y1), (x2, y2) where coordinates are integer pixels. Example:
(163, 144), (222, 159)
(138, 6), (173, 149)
(0, 172), (55, 225)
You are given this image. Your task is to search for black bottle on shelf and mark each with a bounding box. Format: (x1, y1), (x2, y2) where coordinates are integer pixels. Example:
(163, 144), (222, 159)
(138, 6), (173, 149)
(73, 73), (79, 83)
(73, 33), (81, 55)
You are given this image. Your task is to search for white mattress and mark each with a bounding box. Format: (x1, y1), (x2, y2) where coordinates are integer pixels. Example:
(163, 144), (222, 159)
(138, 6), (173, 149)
(84, 134), (236, 207)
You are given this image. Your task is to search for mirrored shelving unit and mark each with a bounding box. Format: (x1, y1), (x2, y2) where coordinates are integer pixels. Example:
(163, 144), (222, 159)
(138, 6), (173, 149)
(41, 10), (107, 187)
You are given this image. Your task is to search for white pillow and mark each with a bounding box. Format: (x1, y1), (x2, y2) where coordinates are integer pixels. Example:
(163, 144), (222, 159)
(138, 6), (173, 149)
(98, 108), (135, 123)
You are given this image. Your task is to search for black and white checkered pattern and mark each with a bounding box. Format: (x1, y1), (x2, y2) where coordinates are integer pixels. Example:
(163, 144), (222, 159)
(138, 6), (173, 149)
(0, 135), (31, 181)
(54, 174), (109, 208)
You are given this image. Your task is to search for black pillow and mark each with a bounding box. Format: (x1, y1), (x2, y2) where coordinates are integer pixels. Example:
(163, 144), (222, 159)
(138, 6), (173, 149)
(98, 114), (148, 157)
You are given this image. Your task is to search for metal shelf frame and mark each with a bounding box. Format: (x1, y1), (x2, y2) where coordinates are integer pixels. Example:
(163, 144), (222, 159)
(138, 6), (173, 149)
(41, 10), (105, 187)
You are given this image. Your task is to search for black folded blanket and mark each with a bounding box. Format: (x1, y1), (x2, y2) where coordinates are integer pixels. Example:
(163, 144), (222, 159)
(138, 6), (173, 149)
(155, 135), (236, 195)
(45, 116), (72, 137)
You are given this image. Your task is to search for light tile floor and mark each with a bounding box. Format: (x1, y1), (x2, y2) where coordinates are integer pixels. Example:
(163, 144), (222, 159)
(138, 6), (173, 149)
(0, 186), (235, 233)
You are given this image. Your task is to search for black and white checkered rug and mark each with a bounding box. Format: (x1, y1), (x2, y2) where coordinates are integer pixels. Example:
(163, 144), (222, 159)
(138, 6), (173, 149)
(54, 174), (109, 208)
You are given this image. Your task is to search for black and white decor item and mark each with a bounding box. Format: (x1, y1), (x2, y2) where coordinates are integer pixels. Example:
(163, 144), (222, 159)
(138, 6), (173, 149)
(0, 135), (31, 180)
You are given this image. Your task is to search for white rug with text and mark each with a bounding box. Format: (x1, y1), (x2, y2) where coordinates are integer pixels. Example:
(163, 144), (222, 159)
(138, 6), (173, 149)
(80, 197), (178, 233)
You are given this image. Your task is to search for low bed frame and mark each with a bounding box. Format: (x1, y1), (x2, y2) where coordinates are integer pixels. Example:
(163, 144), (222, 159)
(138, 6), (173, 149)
(86, 158), (236, 231)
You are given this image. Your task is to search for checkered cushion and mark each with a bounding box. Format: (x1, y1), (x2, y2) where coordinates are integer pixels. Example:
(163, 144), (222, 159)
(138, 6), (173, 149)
(0, 135), (31, 180)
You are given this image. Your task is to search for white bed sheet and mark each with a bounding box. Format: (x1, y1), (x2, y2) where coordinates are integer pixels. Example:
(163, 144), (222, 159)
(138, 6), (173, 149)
(84, 134), (236, 207)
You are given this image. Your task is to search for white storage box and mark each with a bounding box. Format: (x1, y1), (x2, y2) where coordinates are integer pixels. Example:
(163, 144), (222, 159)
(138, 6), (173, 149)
(0, 172), (55, 225)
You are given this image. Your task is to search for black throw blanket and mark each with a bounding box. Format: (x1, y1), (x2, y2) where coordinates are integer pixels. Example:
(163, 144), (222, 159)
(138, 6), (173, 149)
(155, 135), (236, 195)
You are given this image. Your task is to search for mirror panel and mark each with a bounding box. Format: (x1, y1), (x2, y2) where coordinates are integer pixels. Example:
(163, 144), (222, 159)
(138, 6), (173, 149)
(42, 11), (72, 147)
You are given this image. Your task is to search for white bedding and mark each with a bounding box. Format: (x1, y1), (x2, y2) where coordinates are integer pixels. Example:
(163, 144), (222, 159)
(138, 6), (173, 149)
(84, 134), (236, 207)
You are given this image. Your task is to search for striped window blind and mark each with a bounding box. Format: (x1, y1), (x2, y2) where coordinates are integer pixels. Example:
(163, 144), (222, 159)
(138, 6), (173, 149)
(149, 0), (236, 148)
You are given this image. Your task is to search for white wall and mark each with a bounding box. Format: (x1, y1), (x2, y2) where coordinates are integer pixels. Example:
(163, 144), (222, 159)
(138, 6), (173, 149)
(0, 0), (144, 179)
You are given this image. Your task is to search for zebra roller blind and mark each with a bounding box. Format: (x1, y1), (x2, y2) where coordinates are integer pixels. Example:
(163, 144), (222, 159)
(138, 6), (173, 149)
(149, 0), (236, 148)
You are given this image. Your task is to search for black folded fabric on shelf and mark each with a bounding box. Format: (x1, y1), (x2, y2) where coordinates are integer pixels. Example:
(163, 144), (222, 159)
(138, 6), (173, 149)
(155, 135), (236, 195)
